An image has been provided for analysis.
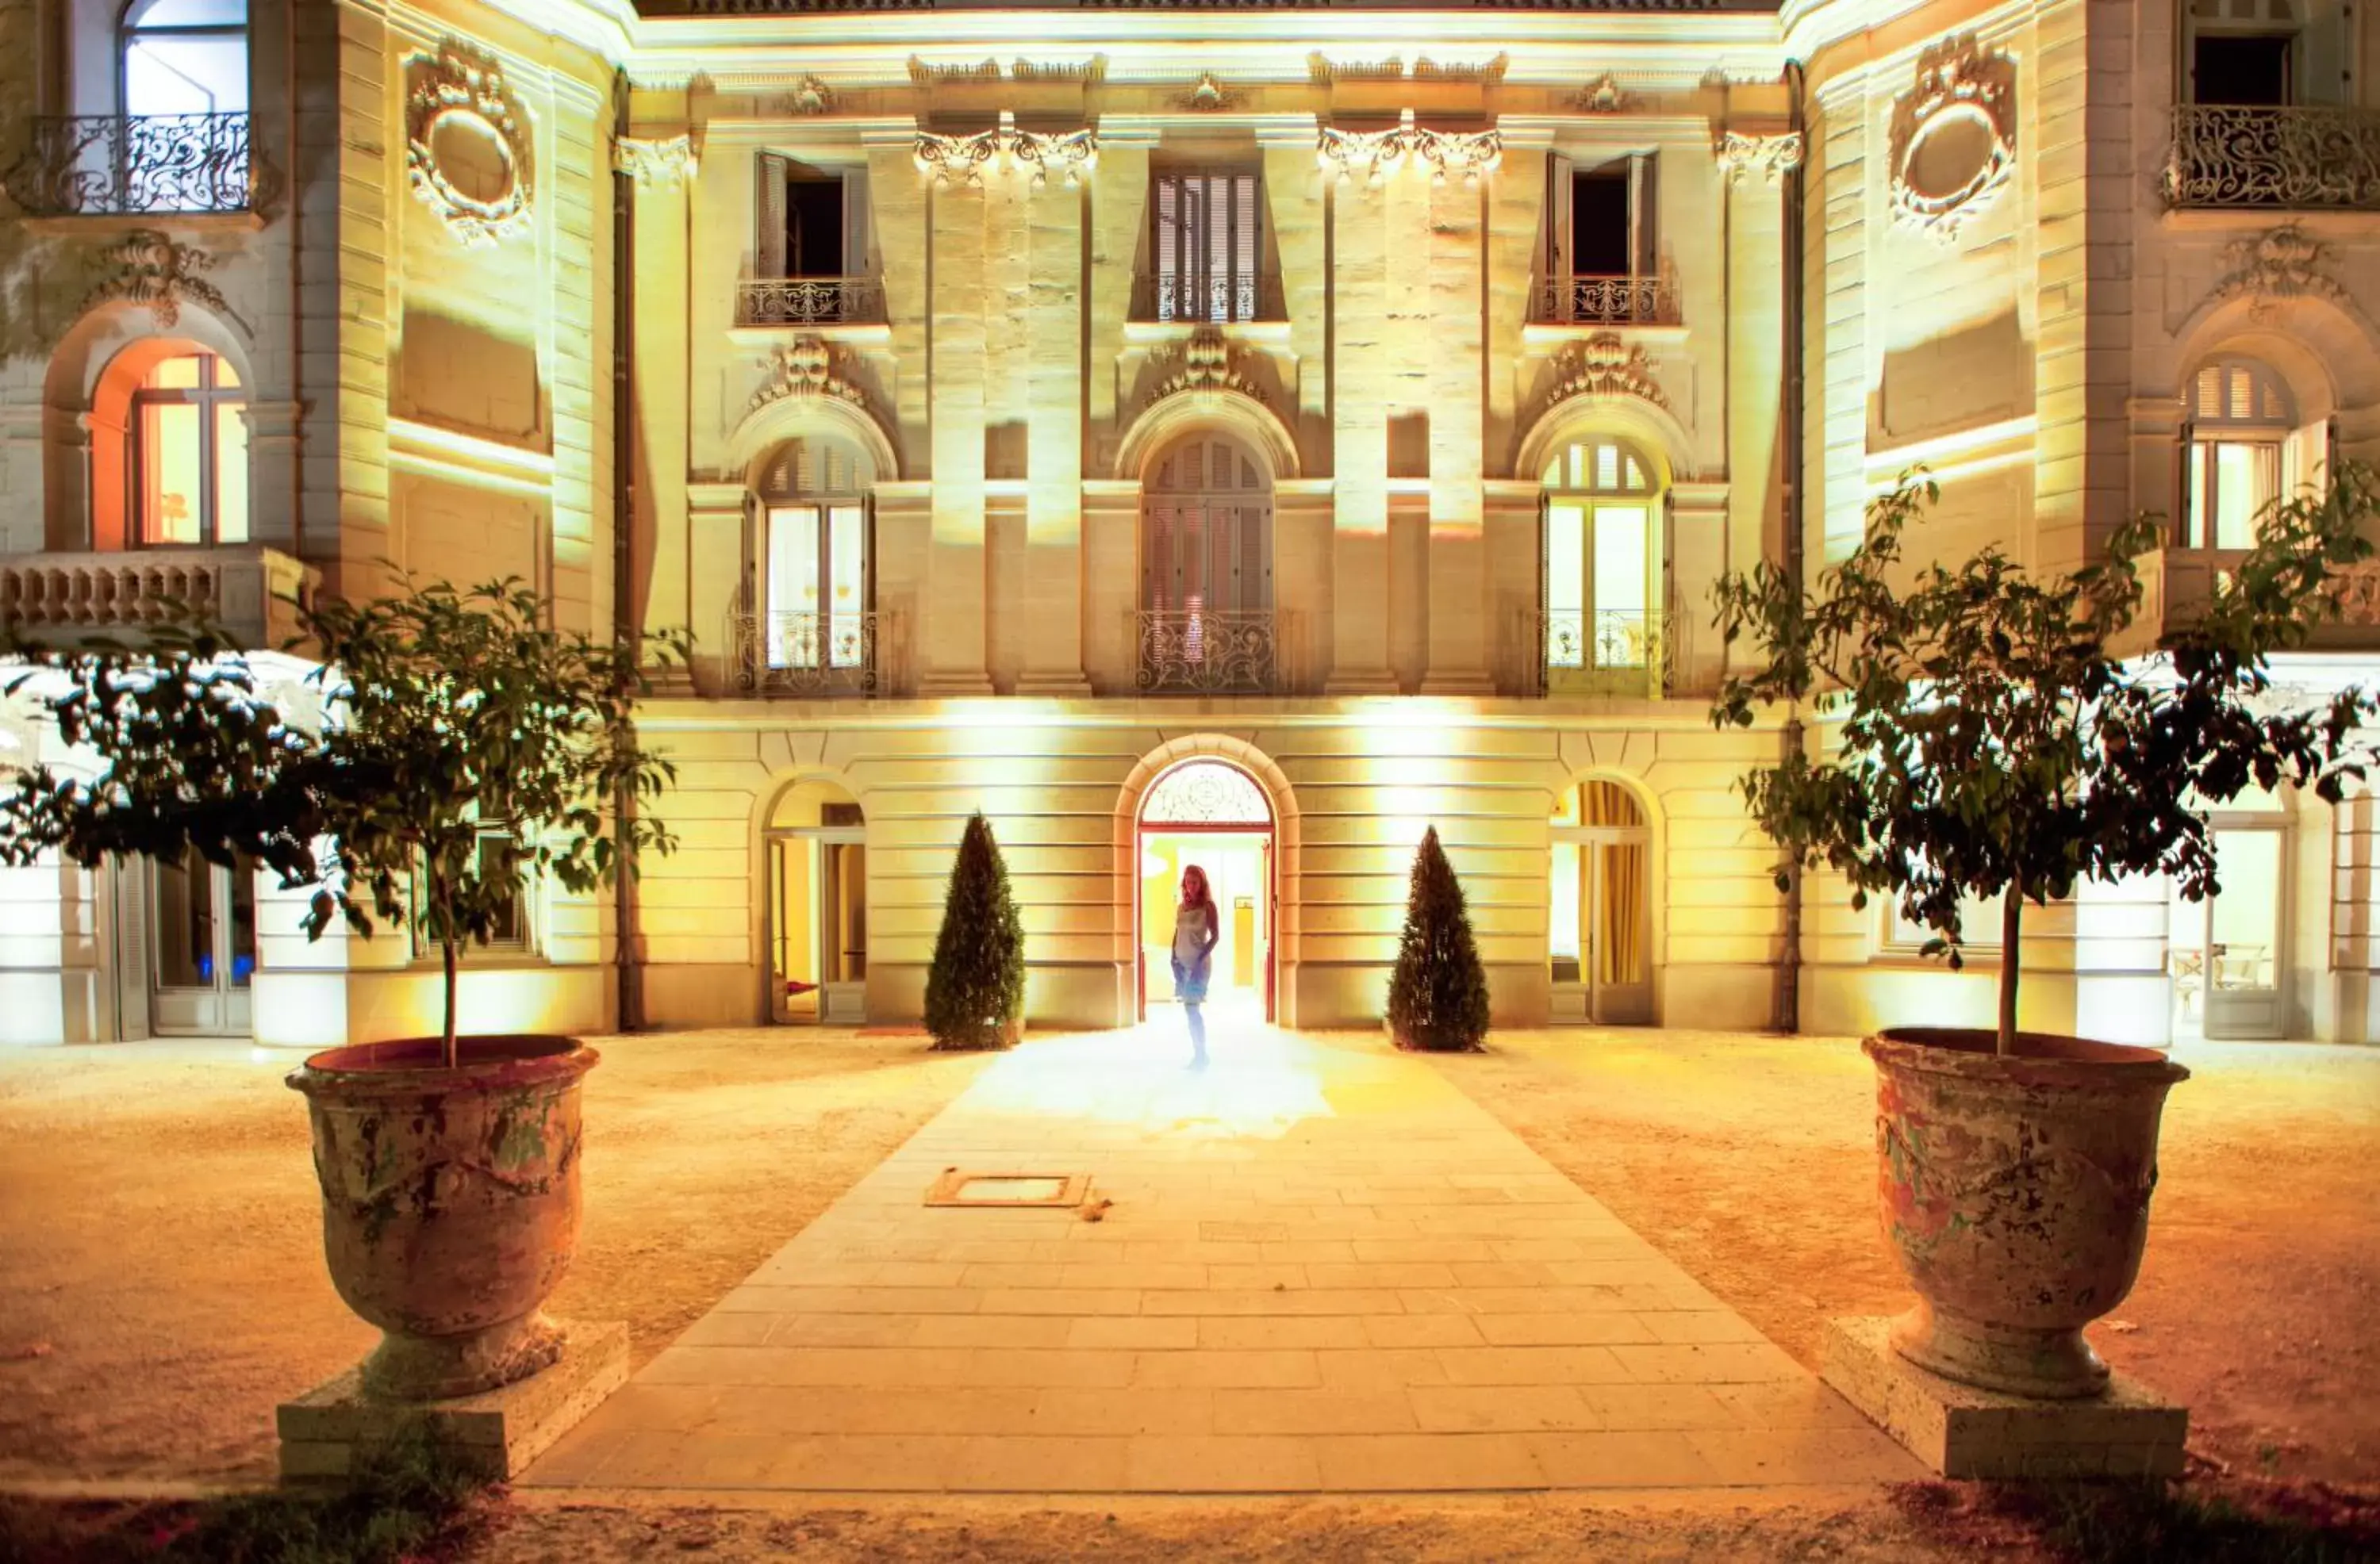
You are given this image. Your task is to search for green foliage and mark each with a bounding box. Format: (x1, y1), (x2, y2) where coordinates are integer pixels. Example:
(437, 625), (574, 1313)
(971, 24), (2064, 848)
(923, 811), (1025, 1050)
(1712, 465), (2380, 1054)
(0, 579), (689, 1066)
(1387, 826), (1491, 1052)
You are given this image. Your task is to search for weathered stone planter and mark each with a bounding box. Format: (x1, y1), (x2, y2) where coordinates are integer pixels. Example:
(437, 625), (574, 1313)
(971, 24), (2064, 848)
(287, 1035), (597, 1401)
(1865, 1027), (2188, 1400)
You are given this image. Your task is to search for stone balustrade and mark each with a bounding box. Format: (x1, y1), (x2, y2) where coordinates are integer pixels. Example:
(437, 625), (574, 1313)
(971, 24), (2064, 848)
(0, 547), (317, 650)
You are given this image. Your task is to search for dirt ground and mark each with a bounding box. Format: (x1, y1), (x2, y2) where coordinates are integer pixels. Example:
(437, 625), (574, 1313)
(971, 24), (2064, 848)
(0, 1030), (990, 1485)
(1434, 1029), (2380, 1489)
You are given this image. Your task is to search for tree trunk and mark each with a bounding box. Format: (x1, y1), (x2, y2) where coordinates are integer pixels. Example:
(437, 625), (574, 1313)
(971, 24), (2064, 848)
(436, 874), (460, 1070)
(1998, 881), (2023, 1057)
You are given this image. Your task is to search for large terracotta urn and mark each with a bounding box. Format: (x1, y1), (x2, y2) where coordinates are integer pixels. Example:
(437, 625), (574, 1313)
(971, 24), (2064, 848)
(1865, 1027), (2188, 1400)
(287, 1036), (597, 1401)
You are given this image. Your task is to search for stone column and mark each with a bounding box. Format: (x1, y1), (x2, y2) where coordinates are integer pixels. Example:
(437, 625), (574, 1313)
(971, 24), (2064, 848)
(921, 170), (993, 696)
(1422, 162), (1491, 694)
(1325, 163), (1396, 694)
(1017, 167), (1090, 696)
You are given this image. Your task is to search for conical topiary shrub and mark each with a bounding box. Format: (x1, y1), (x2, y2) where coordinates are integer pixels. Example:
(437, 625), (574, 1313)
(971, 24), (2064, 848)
(924, 811), (1027, 1051)
(1386, 826), (1491, 1052)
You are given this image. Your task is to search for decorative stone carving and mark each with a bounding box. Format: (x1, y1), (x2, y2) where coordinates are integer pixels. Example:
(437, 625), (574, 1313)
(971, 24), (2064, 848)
(1145, 328), (1268, 406)
(2213, 223), (2349, 318)
(1306, 52), (1507, 85)
(1534, 333), (1670, 417)
(83, 229), (228, 328)
(1411, 126), (1501, 186)
(915, 115), (1098, 190)
(778, 75), (835, 116)
(1318, 118), (1412, 186)
(1888, 35), (2016, 240)
(612, 134), (697, 187)
(1715, 130), (1805, 186)
(1574, 73), (1634, 113)
(1176, 72), (1240, 112)
(1414, 54), (1508, 85)
(405, 40), (535, 247)
(748, 337), (873, 416)
(908, 57), (1000, 88)
(1012, 57), (1107, 86)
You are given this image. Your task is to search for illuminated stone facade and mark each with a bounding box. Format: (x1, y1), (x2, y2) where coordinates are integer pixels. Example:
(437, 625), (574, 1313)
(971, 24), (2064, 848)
(2, 0), (2378, 1045)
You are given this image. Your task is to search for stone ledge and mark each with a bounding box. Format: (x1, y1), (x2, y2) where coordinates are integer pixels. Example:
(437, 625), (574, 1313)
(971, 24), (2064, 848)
(1821, 1315), (2187, 1481)
(277, 1318), (628, 1485)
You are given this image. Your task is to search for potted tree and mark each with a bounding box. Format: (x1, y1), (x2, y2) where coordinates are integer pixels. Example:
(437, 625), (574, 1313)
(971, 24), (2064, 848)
(1386, 826), (1491, 1052)
(0, 581), (683, 1401)
(1712, 467), (2380, 1399)
(923, 811), (1025, 1051)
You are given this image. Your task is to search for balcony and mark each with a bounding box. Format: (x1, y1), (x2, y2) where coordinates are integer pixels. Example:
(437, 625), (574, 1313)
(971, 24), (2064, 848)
(0, 547), (317, 650)
(734, 278), (886, 328)
(1503, 608), (1677, 700)
(1531, 275), (1676, 328)
(3, 113), (259, 218)
(2121, 549), (2380, 655)
(730, 609), (891, 696)
(1129, 273), (1284, 327)
(2162, 105), (2380, 211)
(1134, 608), (1283, 696)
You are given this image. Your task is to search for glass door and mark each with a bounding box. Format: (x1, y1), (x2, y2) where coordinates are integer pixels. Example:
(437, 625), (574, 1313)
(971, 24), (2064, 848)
(1548, 781), (1653, 1025)
(148, 848), (255, 1036)
(2200, 824), (2286, 1040)
(767, 828), (867, 1025)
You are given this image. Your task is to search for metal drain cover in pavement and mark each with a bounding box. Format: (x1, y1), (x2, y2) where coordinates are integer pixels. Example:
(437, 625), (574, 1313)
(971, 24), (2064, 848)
(925, 1168), (1092, 1208)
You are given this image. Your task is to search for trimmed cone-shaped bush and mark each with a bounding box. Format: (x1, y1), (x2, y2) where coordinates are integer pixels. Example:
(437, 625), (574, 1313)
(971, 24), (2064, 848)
(924, 811), (1026, 1051)
(1386, 826), (1491, 1052)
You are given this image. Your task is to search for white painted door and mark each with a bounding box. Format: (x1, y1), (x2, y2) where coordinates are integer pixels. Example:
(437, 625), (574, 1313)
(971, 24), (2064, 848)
(145, 849), (255, 1037)
(2201, 823), (2287, 1040)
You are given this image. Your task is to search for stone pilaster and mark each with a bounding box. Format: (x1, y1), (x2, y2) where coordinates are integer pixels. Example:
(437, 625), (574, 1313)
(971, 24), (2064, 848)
(1018, 174), (1090, 696)
(627, 135), (693, 654)
(685, 480), (744, 694)
(1325, 173), (1396, 694)
(922, 173), (993, 696)
(1081, 479), (1140, 693)
(1422, 170), (1491, 694)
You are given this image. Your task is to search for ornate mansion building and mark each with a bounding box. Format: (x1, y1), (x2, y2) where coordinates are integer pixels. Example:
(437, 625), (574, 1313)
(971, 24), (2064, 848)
(2, 0), (2378, 1048)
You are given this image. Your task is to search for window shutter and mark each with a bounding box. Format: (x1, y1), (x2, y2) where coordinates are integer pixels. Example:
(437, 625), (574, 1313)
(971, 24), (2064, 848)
(756, 151), (789, 279)
(1154, 174), (1180, 321)
(1541, 154), (1572, 281)
(1536, 490), (1552, 697)
(842, 166), (870, 278)
(1630, 153), (1657, 278)
(1235, 174), (1261, 320)
(2176, 421), (2198, 547)
(862, 492), (877, 612)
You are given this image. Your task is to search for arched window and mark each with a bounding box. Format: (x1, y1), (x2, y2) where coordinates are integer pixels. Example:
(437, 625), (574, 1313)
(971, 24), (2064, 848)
(750, 435), (873, 681)
(1538, 435), (1662, 691)
(2182, 358), (2328, 548)
(98, 347), (248, 550)
(119, 0), (248, 115)
(1142, 433), (1272, 616)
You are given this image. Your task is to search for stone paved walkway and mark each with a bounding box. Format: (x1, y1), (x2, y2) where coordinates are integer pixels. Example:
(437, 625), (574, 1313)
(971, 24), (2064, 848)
(524, 1025), (1918, 1494)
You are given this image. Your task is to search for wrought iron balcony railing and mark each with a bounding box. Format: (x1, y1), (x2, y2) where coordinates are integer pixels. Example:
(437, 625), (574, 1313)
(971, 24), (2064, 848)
(1532, 275), (1676, 328)
(1135, 607), (1280, 696)
(1508, 608), (1676, 699)
(1130, 273), (1284, 326)
(2120, 548), (2380, 657)
(2162, 104), (2380, 211)
(4, 113), (259, 217)
(735, 277), (887, 328)
(730, 609), (887, 696)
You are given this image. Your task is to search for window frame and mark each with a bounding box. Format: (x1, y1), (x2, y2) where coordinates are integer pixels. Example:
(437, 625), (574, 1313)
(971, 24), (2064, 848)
(1139, 432), (1275, 617)
(749, 436), (876, 673)
(2179, 358), (2299, 548)
(1148, 167), (1268, 325)
(116, 0), (249, 117)
(128, 350), (246, 549)
(1537, 436), (1664, 676)
(410, 830), (537, 962)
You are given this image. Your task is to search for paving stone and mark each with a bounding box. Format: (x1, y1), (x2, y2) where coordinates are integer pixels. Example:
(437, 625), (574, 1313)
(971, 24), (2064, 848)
(520, 1031), (1914, 1495)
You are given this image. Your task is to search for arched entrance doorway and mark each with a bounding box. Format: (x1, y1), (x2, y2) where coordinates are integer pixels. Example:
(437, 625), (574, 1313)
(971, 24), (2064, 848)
(1549, 778), (1653, 1024)
(1137, 758), (1276, 1024)
(765, 777), (868, 1025)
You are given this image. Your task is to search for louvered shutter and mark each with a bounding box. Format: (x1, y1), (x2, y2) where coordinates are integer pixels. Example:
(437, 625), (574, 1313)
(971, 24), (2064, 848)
(842, 165), (870, 278)
(1233, 174), (1260, 320)
(1154, 174), (1181, 321)
(1541, 154), (1572, 282)
(1631, 154), (1657, 279)
(1537, 491), (1552, 697)
(756, 151), (789, 279)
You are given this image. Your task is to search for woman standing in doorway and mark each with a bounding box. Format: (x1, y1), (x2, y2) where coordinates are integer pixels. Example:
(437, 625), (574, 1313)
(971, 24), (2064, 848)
(1172, 864), (1221, 1068)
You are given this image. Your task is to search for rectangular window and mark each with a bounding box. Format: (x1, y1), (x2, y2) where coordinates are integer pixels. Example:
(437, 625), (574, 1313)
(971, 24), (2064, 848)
(1151, 171), (1264, 324)
(1885, 891), (2004, 953)
(755, 155), (868, 282)
(1572, 169), (1633, 277)
(2192, 32), (2295, 105)
(2185, 439), (2282, 547)
(765, 502), (869, 669)
(412, 834), (532, 956)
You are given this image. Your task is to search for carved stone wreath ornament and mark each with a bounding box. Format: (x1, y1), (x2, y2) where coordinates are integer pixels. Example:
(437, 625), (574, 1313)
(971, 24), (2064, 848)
(405, 40), (536, 247)
(1887, 35), (2017, 240)
(83, 229), (228, 329)
(2213, 223), (2349, 318)
(1533, 334), (1671, 420)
